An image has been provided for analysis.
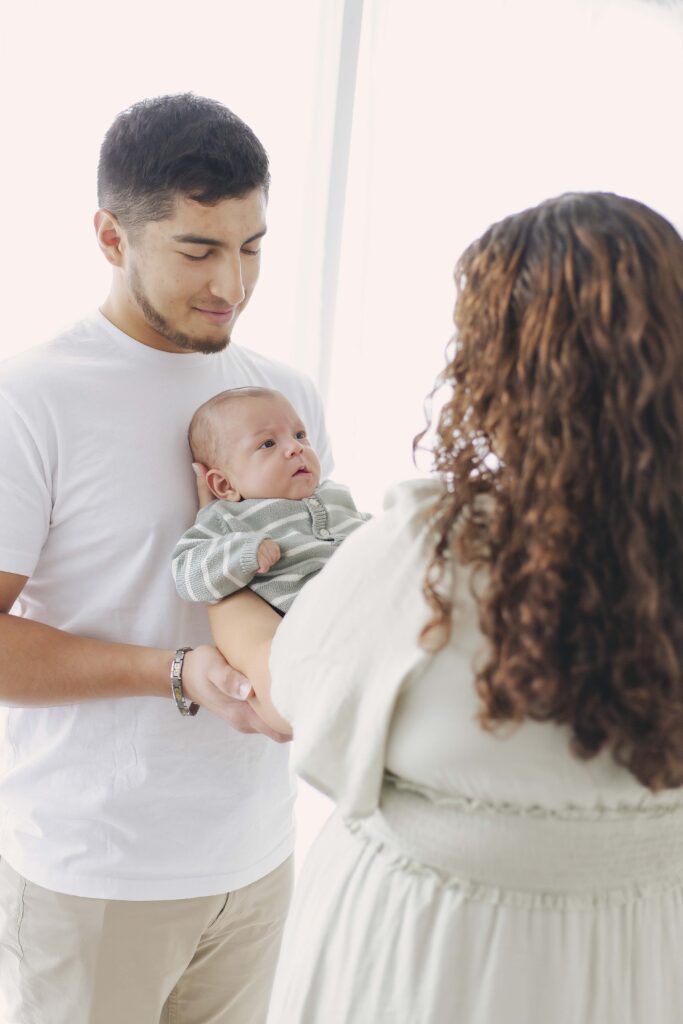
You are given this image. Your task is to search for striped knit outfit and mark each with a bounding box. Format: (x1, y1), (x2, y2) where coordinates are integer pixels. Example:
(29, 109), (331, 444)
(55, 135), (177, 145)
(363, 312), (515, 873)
(172, 480), (371, 614)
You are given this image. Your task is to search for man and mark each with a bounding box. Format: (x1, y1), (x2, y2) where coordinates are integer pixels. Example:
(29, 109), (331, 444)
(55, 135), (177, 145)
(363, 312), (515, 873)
(0, 93), (332, 1024)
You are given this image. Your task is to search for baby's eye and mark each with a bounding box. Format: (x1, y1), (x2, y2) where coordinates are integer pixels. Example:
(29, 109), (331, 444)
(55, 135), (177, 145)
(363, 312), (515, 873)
(259, 439), (276, 449)
(295, 430), (306, 440)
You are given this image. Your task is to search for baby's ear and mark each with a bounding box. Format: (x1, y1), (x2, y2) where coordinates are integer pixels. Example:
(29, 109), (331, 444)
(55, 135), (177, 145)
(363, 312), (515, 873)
(205, 469), (242, 502)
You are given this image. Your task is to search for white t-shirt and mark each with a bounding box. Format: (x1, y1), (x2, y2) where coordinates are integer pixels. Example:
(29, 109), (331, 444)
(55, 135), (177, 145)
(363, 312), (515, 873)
(0, 312), (332, 900)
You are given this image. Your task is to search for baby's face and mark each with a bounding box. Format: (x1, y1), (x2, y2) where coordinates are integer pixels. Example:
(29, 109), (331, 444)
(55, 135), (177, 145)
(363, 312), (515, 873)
(215, 393), (321, 501)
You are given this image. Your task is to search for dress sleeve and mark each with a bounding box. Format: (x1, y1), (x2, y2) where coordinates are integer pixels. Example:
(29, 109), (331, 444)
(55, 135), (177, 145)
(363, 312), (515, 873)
(269, 478), (442, 818)
(0, 392), (52, 577)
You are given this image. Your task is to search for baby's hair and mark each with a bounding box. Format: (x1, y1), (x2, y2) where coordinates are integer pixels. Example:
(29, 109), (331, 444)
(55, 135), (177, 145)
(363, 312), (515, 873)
(188, 387), (279, 466)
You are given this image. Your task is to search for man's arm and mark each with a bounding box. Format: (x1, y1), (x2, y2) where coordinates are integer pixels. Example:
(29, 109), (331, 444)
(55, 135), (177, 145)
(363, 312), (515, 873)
(0, 571), (172, 705)
(0, 570), (288, 740)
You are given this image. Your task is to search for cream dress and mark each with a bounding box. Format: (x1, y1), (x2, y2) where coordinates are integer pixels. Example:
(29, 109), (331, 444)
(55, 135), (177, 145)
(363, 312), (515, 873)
(266, 480), (683, 1024)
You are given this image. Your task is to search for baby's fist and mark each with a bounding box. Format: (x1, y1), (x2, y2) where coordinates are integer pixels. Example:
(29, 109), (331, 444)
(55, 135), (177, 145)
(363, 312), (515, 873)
(256, 539), (281, 574)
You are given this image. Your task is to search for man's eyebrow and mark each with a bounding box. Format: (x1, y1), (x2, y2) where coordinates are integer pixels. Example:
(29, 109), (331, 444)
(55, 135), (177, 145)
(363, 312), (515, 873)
(172, 228), (268, 247)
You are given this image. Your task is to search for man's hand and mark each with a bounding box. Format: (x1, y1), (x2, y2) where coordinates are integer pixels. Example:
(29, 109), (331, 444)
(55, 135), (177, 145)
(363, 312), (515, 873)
(180, 645), (290, 743)
(256, 539), (281, 574)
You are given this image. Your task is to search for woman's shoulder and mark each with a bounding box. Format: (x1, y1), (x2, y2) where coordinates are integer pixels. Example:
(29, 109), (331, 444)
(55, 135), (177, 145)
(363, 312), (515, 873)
(318, 477), (443, 574)
(383, 476), (444, 513)
(273, 478), (442, 572)
(273, 479), (442, 643)
(374, 477), (445, 543)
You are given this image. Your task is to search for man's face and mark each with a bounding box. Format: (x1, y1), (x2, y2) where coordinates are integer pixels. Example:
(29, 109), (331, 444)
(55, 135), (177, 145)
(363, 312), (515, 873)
(121, 189), (267, 354)
(212, 393), (322, 501)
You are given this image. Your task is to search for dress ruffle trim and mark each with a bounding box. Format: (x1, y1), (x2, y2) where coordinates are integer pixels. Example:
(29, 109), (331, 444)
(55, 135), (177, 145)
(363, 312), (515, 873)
(387, 775), (683, 822)
(344, 817), (683, 910)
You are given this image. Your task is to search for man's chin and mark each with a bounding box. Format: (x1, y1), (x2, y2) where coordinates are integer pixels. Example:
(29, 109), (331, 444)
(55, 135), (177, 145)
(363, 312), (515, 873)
(158, 328), (233, 355)
(131, 281), (234, 355)
(183, 333), (232, 355)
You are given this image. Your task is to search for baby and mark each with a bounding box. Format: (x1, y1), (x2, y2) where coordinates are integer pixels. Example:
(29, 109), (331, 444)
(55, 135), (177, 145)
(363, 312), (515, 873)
(172, 387), (370, 614)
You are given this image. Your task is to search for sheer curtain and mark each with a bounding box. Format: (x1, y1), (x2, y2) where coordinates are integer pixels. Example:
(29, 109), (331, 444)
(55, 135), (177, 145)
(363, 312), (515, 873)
(0, 0), (346, 371)
(8, 0), (679, 513)
(325, 0), (683, 513)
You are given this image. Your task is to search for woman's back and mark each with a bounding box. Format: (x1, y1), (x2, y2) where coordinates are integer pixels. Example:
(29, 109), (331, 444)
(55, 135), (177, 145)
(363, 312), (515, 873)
(388, 577), (683, 813)
(267, 193), (683, 1022)
(269, 478), (683, 1023)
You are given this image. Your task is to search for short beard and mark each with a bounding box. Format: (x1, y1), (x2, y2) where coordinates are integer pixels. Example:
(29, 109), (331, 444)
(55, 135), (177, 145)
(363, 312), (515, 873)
(129, 265), (232, 355)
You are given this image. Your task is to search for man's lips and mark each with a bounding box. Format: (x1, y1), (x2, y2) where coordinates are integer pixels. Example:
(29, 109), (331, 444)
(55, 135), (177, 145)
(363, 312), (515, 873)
(194, 306), (236, 324)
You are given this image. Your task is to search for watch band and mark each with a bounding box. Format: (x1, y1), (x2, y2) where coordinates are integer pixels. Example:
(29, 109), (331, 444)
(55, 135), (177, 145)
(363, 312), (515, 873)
(170, 647), (199, 716)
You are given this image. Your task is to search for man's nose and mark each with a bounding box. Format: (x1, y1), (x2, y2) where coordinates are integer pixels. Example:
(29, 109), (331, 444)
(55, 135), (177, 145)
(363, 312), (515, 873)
(208, 255), (245, 305)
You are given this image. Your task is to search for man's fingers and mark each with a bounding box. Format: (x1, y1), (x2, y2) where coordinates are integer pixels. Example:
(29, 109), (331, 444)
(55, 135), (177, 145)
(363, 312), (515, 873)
(215, 700), (292, 742)
(267, 729), (293, 744)
(183, 646), (284, 740)
(210, 663), (253, 700)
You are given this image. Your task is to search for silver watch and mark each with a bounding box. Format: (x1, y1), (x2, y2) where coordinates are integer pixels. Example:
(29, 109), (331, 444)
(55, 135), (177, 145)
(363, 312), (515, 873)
(170, 647), (199, 716)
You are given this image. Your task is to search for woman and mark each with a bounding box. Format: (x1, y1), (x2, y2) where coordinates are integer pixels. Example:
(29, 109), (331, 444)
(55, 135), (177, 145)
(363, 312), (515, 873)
(213, 192), (683, 1022)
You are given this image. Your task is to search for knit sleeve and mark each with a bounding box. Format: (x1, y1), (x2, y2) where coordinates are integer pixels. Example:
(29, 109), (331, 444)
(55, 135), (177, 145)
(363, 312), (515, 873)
(171, 504), (273, 604)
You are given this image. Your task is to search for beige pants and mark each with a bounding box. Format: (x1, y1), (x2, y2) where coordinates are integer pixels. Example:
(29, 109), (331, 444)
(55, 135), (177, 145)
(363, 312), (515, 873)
(0, 854), (293, 1024)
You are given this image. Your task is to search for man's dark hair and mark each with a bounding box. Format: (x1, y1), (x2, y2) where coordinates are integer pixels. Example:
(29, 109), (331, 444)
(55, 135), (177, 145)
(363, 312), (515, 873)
(97, 93), (270, 231)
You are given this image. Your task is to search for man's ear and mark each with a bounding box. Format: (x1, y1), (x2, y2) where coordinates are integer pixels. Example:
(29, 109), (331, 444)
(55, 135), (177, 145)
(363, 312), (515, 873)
(205, 469), (242, 502)
(94, 209), (126, 268)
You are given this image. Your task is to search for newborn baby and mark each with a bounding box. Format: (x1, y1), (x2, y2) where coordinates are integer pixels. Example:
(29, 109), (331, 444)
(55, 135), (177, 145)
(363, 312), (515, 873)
(172, 386), (370, 615)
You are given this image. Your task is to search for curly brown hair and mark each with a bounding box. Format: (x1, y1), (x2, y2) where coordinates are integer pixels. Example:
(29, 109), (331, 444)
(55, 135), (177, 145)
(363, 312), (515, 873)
(420, 192), (683, 791)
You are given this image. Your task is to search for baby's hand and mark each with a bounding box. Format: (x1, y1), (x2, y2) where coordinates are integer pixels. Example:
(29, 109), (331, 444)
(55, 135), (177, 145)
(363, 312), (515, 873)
(256, 539), (281, 574)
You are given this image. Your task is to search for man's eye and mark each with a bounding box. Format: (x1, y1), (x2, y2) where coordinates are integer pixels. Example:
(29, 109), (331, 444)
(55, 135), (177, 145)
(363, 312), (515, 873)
(180, 252), (210, 261)
(259, 439), (275, 449)
(241, 248), (261, 256)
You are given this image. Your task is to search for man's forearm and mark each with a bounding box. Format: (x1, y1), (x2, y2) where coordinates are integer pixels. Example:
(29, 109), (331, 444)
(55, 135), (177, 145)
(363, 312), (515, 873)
(0, 612), (172, 706)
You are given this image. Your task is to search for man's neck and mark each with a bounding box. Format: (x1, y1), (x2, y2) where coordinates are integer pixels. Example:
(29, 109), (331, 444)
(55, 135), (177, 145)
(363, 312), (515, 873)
(99, 292), (186, 354)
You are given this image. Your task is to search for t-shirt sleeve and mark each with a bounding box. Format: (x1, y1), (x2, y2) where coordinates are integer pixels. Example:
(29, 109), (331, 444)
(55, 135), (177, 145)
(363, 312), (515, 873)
(269, 479), (441, 817)
(0, 393), (52, 576)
